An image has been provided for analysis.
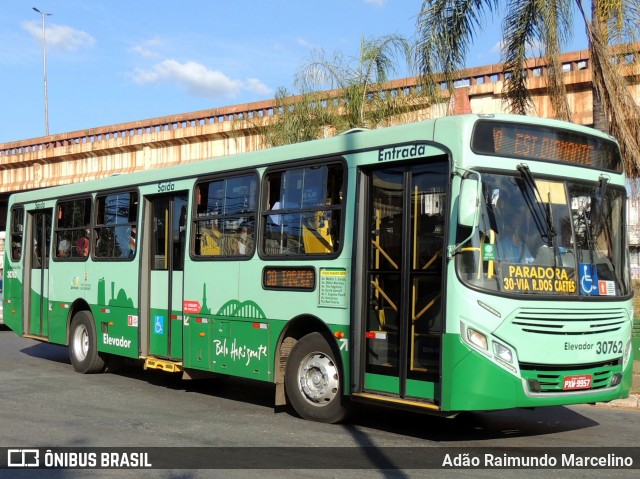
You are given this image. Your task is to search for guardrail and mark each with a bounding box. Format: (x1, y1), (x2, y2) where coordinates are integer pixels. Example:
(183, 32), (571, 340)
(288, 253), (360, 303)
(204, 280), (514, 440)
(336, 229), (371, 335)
(2, 43), (638, 160)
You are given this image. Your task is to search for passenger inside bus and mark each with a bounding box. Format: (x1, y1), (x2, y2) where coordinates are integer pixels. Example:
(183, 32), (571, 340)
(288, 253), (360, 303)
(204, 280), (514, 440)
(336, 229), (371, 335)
(231, 225), (253, 255)
(268, 200), (282, 227)
(265, 200), (287, 252)
(58, 234), (72, 257)
(128, 226), (136, 256)
(12, 242), (21, 261)
(496, 213), (533, 264)
(75, 229), (90, 257)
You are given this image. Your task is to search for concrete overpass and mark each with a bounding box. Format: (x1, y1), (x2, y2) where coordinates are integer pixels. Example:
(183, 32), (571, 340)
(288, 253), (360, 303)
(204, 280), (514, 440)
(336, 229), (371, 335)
(1, 44), (639, 229)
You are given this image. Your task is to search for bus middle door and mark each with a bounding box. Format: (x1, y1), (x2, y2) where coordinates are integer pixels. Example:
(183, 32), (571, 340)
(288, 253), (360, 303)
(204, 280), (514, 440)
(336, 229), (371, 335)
(147, 193), (188, 360)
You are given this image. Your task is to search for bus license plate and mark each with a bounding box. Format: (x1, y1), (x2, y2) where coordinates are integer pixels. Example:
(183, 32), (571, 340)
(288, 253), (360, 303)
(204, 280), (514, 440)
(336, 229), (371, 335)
(563, 375), (592, 390)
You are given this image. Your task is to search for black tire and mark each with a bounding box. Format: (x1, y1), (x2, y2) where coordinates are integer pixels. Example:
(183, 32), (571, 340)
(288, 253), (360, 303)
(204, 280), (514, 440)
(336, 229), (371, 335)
(284, 332), (349, 423)
(68, 311), (106, 374)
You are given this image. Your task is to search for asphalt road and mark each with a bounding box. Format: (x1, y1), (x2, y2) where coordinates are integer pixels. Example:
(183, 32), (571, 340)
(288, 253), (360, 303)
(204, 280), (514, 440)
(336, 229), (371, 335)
(0, 326), (638, 479)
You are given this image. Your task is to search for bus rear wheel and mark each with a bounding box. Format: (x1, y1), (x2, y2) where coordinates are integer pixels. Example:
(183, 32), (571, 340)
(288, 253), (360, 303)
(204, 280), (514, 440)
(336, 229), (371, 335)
(69, 311), (106, 374)
(284, 332), (348, 423)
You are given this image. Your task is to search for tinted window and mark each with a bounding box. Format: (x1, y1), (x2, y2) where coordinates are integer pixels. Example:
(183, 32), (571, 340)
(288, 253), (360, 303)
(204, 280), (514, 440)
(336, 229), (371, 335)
(10, 207), (24, 262)
(193, 173), (257, 258)
(262, 163), (344, 256)
(55, 198), (91, 259)
(95, 192), (138, 259)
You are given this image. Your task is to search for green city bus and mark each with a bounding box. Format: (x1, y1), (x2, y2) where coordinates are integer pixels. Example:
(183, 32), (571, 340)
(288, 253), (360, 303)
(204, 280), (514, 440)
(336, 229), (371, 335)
(2, 114), (633, 423)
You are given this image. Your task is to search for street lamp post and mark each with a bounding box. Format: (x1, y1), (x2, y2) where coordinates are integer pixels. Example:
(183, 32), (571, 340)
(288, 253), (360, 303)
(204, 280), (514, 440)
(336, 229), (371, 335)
(33, 7), (52, 137)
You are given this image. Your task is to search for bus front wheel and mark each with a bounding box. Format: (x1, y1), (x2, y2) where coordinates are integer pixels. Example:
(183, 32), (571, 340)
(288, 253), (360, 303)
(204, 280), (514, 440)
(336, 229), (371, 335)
(284, 332), (348, 423)
(69, 311), (106, 374)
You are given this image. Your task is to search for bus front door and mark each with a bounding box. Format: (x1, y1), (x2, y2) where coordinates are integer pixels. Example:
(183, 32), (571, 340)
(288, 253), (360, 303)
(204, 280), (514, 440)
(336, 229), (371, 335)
(358, 162), (446, 404)
(27, 209), (53, 338)
(147, 193), (188, 360)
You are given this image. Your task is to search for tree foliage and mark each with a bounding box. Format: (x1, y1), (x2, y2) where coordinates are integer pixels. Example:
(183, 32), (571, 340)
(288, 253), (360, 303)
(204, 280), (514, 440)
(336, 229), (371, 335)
(416, 0), (640, 178)
(262, 87), (336, 147)
(263, 35), (426, 147)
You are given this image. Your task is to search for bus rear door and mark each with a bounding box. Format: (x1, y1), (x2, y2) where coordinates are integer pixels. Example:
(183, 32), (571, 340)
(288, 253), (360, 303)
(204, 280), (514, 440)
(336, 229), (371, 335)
(26, 208), (53, 338)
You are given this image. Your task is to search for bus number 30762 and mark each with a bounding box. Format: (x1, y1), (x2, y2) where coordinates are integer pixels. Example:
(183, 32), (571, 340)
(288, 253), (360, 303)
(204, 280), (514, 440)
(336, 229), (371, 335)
(596, 341), (624, 355)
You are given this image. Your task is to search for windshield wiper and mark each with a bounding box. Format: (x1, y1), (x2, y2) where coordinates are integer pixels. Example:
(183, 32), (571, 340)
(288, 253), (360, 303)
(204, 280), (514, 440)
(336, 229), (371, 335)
(581, 175), (609, 265)
(516, 164), (556, 247)
(592, 176), (609, 244)
(517, 164), (562, 267)
(578, 205), (593, 265)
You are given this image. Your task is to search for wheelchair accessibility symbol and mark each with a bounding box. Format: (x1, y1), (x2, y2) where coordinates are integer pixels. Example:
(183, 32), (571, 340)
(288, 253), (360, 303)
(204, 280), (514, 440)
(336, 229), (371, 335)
(579, 263), (599, 296)
(154, 315), (165, 334)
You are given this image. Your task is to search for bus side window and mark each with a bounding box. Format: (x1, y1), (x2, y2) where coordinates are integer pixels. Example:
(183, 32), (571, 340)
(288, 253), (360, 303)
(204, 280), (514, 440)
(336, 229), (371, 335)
(94, 192), (138, 260)
(10, 207), (24, 261)
(262, 163), (343, 257)
(193, 174), (256, 258)
(54, 198), (91, 260)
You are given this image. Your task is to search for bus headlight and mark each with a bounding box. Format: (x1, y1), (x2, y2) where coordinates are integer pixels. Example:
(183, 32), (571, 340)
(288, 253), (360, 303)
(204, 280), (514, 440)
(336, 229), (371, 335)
(493, 342), (513, 364)
(467, 328), (488, 350)
(623, 339), (632, 369)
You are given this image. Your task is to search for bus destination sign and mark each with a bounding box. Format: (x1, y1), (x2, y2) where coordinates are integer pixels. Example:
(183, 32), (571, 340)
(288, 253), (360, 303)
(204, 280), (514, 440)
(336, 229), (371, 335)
(262, 267), (315, 291)
(471, 120), (622, 172)
(500, 264), (577, 295)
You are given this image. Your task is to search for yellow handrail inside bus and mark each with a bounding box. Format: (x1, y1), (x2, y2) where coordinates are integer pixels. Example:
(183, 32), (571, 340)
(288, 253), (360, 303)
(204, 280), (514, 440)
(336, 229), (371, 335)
(369, 280), (398, 312)
(485, 230), (495, 278)
(370, 239), (398, 270)
(421, 250), (441, 270)
(413, 293), (441, 322)
(460, 230), (496, 279)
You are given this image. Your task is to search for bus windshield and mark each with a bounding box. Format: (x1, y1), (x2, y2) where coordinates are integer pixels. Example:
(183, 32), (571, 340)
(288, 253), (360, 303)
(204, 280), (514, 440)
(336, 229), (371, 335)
(456, 170), (629, 297)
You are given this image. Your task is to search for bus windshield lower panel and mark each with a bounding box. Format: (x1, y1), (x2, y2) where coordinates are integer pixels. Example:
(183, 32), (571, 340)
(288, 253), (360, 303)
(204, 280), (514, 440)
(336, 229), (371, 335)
(456, 172), (629, 298)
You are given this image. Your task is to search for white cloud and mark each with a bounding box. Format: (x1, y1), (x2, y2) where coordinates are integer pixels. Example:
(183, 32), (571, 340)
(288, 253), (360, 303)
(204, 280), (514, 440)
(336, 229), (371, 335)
(364, 0), (387, 7)
(131, 59), (272, 99)
(244, 78), (272, 96)
(22, 20), (95, 52)
(129, 37), (164, 58)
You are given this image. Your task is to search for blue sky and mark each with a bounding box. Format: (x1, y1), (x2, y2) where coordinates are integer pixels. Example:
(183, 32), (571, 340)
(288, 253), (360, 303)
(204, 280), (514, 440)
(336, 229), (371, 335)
(0, 1), (588, 143)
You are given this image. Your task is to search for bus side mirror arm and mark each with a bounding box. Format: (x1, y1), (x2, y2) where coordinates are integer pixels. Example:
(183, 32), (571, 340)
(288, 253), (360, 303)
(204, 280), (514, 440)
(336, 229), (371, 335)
(447, 170), (482, 259)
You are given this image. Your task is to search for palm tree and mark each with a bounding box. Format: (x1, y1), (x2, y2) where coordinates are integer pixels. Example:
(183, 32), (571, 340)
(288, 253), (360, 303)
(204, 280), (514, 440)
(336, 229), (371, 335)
(262, 87), (336, 147)
(262, 35), (421, 147)
(416, 0), (640, 178)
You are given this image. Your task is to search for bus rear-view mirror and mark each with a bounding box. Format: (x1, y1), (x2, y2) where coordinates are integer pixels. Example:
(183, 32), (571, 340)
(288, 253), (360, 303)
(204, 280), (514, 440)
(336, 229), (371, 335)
(458, 178), (479, 228)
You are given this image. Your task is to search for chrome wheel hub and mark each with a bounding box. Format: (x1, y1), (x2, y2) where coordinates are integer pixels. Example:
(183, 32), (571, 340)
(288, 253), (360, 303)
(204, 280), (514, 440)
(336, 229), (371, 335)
(298, 353), (339, 406)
